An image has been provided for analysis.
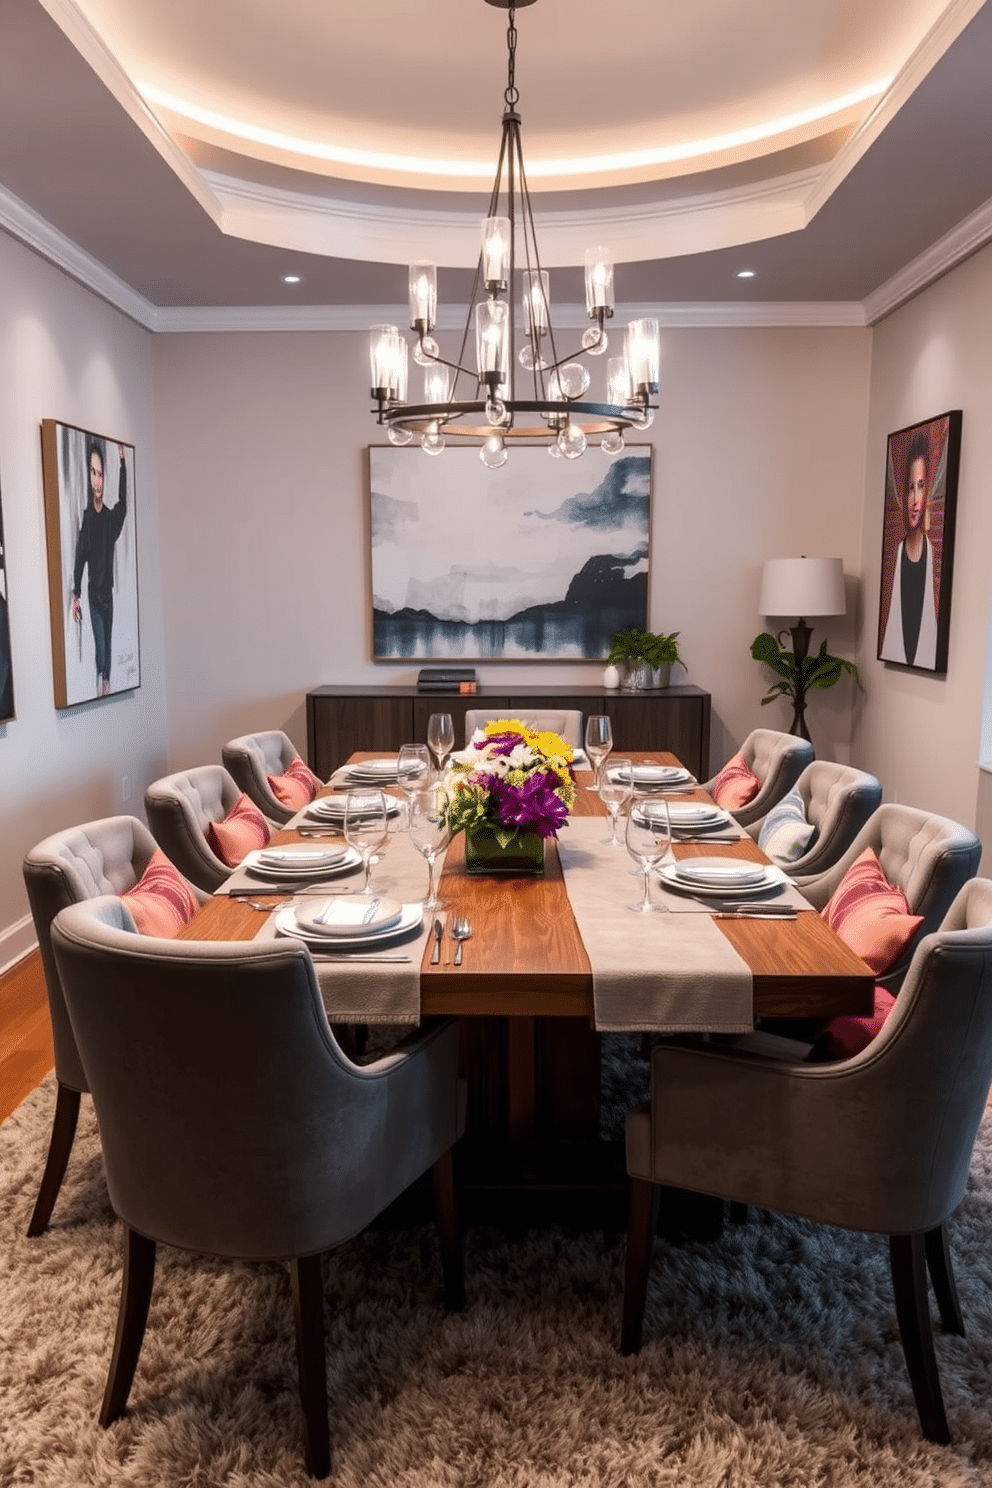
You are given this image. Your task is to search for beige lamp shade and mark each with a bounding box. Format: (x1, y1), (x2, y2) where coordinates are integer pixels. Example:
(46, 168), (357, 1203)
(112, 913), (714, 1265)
(759, 557), (846, 619)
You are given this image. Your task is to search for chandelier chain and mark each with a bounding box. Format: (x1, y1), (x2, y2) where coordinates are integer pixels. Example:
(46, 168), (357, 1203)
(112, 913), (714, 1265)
(504, 7), (519, 109)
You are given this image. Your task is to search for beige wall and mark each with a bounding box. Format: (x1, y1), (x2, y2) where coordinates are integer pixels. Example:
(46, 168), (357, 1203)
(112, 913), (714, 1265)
(151, 325), (871, 777)
(0, 232), (168, 960)
(854, 238), (992, 829)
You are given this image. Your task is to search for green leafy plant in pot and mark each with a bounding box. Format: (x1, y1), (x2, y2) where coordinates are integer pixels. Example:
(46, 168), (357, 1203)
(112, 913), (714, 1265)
(750, 630), (859, 741)
(608, 628), (682, 691)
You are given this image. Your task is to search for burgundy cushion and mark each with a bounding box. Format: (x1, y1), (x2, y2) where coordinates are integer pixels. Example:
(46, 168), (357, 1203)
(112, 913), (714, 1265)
(121, 849), (199, 937)
(810, 985), (897, 1062)
(710, 751), (760, 810)
(268, 754), (322, 809)
(820, 846), (923, 976)
(206, 793), (271, 868)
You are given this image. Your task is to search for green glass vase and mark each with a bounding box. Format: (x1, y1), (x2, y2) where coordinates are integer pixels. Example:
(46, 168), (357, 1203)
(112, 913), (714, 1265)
(464, 827), (545, 877)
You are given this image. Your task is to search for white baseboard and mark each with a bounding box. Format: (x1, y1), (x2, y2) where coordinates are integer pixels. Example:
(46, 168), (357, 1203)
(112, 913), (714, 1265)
(0, 916), (38, 978)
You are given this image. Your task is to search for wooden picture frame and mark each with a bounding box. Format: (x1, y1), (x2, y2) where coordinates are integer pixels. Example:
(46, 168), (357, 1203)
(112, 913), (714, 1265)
(0, 479), (14, 723)
(877, 410), (961, 674)
(41, 420), (140, 707)
(368, 444), (651, 660)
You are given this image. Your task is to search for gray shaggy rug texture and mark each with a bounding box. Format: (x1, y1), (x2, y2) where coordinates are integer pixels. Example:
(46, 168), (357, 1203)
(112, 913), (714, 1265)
(3, 1049), (992, 1487)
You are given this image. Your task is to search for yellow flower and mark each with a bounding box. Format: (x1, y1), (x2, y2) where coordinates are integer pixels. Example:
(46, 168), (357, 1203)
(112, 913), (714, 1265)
(534, 729), (572, 762)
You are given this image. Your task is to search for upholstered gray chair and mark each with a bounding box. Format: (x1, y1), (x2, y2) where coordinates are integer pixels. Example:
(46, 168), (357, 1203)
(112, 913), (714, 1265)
(702, 728), (814, 827)
(463, 709), (583, 748)
(145, 764), (256, 892)
(745, 759), (883, 881)
(22, 816), (207, 1236)
(51, 895), (466, 1480)
(222, 729), (312, 825)
(621, 876), (992, 1444)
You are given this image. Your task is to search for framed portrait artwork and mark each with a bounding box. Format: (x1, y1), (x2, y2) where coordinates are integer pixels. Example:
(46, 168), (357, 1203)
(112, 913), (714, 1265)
(368, 445), (651, 660)
(41, 420), (140, 708)
(877, 410), (961, 674)
(0, 480), (14, 723)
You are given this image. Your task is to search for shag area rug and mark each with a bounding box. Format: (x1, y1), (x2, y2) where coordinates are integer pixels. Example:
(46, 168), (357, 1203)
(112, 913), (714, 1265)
(3, 1046), (992, 1487)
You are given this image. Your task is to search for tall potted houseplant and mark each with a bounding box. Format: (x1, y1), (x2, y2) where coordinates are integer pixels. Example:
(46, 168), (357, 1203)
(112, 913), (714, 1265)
(750, 631), (859, 741)
(607, 628), (683, 691)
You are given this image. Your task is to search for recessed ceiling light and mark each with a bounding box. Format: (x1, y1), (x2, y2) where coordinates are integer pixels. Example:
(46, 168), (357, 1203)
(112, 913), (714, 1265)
(736, 269), (756, 279)
(282, 273), (302, 284)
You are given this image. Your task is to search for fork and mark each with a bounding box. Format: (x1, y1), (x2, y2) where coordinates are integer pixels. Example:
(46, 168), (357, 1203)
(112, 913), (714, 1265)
(451, 915), (472, 965)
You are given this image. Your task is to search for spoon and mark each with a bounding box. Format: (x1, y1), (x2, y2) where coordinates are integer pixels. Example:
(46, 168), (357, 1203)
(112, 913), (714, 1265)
(451, 915), (472, 965)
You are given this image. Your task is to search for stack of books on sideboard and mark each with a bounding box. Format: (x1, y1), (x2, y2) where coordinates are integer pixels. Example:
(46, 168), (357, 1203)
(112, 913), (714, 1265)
(417, 667), (478, 695)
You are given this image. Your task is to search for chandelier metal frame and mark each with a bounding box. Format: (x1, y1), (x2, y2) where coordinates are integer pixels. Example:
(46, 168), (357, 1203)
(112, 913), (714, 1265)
(369, 0), (659, 464)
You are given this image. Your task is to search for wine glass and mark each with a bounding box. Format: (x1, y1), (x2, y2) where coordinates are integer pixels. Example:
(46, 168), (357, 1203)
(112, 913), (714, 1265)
(585, 715), (613, 791)
(599, 756), (632, 846)
(426, 712), (455, 777)
(396, 742), (430, 819)
(625, 797), (671, 912)
(344, 790), (389, 895)
(407, 786), (451, 911)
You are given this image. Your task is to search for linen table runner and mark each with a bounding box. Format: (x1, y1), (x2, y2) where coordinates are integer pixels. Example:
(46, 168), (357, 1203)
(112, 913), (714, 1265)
(252, 829), (440, 1026)
(556, 817), (754, 1034)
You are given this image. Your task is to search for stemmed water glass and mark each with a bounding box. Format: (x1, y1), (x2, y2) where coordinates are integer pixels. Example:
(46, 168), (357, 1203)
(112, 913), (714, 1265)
(585, 715), (613, 791)
(344, 789), (389, 895)
(396, 742), (430, 819)
(599, 756), (632, 846)
(625, 796), (671, 912)
(426, 712), (455, 778)
(407, 786), (451, 911)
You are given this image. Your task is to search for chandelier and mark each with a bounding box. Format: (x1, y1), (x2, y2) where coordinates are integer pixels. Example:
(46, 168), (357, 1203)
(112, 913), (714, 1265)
(368, 0), (659, 468)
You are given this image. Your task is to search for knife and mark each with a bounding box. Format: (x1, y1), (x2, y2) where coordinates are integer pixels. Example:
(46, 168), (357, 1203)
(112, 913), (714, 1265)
(430, 918), (444, 964)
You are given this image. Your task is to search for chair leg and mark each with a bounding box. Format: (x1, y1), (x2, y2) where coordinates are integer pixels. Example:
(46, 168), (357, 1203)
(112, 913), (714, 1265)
(728, 1201), (749, 1225)
(290, 1254), (331, 1480)
(621, 1177), (660, 1355)
(26, 1083), (81, 1237)
(100, 1226), (156, 1426)
(925, 1224), (965, 1336)
(889, 1233), (951, 1445)
(432, 1148), (465, 1313)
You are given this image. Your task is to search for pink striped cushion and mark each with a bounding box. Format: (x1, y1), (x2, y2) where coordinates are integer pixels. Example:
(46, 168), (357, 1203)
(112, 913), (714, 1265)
(121, 849), (199, 937)
(710, 751), (760, 810)
(206, 793), (271, 868)
(268, 754), (321, 809)
(820, 846), (923, 976)
(811, 985), (897, 1062)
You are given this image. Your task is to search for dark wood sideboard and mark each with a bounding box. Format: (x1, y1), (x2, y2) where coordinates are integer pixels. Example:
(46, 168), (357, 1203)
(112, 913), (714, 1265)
(306, 684), (711, 781)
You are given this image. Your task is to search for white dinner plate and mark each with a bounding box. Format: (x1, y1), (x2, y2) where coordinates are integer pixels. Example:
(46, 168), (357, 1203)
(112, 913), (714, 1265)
(275, 901), (424, 950)
(658, 859), (783, 898)
(256, 846), (349, 868)
(294, 893), (403, 939)
(664, 802), (730, 827)
(244, 845), (361, 880)
(344, 760), (402, 782)
(607, 763), (693, 787)
(306, 796), (402, 821)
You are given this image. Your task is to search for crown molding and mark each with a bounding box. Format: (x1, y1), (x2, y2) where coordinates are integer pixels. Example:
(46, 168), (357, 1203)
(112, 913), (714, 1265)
(863, 192), (992, 323)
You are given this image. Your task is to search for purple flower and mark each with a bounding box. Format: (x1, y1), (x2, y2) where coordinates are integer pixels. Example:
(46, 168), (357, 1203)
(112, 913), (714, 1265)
(482, 730), (527, 758)
(488, 771), (568, 838)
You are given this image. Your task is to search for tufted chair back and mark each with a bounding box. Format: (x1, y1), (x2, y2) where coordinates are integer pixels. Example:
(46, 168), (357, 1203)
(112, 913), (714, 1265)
(144, 764), (249, 892)
(221, 729), (306, 824)
(703, 728), (814, 826)
(746, 759), (883, 881)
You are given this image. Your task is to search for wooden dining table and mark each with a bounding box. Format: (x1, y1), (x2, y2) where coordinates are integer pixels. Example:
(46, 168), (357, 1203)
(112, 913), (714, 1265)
(180, 751), (873, 1223)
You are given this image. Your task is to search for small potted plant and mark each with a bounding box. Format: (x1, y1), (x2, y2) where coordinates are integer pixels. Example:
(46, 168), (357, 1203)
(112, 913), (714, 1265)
(750, 631), (860, 741)
(607, 628), (683, 691)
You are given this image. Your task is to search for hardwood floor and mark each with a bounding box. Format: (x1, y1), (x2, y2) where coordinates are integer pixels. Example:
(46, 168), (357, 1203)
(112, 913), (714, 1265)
(0, 951), (53, 1124)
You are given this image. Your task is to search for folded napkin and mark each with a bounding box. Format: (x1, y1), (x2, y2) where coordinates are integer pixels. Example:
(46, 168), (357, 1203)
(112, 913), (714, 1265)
(253, 829), (444, 1025)
(556, 818), (754, 1034)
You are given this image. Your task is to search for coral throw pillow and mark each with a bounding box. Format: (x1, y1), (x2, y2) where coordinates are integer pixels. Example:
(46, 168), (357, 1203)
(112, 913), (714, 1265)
(810, 985), (897, 1062)
(711, 751), (760, 810)
(121, 849), (199, 937)
(268, 754), (322, 809)
(820, 846), (923, 976)
(206, 793), (271, 868)
(757, 785), (818, 864)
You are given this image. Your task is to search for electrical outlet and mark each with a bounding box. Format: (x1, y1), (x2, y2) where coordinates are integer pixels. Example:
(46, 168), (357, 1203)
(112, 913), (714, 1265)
(121, 774), (130, 803)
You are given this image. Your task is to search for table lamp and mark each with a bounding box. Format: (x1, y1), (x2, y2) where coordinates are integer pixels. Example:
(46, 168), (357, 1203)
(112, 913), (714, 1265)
(758, 557), (846, 739)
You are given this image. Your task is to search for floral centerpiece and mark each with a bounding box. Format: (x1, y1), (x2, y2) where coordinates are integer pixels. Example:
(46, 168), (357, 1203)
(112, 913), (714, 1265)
(439, 718), (576, 875)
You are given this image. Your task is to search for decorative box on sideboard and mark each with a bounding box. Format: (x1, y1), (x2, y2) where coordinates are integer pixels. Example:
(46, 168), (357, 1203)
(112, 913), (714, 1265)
(306, 685), (711, 780)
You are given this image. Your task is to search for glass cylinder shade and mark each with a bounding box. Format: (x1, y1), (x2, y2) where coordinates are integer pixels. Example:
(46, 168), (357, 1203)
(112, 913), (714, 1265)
(476, 300), (509, 389)
(584, 247), (614, 314)
(626, 318), (660, 393)
(408, 261), (437, 332)
(523, 270), (550, 339)
(607, 355), (632, 406)
(424, 363), (452, 404)
(369, 324), (406, 400)
(481, 216), (511, 290)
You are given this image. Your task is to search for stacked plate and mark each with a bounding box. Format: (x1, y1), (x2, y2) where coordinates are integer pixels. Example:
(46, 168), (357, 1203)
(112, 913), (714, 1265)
(341, 759), (405, 786)
(606, 762), (694, 788)
(658, 856), (784, 898)
(306, 794), (402, 823)
(656, 801), (733, 836)
(275, 895), (424, 950)
(242, 844), (361, 880)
